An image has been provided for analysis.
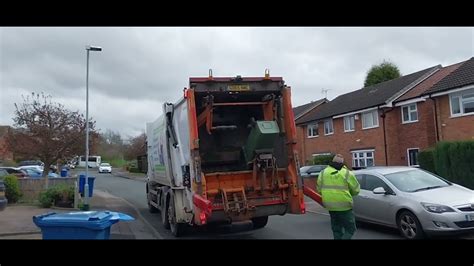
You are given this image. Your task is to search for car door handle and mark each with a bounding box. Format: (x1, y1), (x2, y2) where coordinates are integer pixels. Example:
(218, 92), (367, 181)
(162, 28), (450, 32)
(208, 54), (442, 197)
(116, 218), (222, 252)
(358, 195), (369, 199)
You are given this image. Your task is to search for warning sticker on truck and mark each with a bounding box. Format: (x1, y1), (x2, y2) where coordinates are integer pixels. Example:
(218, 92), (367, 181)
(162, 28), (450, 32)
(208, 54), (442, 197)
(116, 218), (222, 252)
(227, 84), (250, 91)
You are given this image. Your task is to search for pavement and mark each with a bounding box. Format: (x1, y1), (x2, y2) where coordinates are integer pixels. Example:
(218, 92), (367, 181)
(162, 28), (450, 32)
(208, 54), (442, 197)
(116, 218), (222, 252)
(0, 188), (160, 239)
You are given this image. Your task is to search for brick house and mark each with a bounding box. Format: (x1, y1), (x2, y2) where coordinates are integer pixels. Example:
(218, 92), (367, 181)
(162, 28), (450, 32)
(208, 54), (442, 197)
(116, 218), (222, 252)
(0, 125), (14, 163)
(388, 60), (466, 166)
(422, 57), (474, 142)
(295, 65), (440, 168)
(292, 99), (327, 164)
(295, 57), (474, 169)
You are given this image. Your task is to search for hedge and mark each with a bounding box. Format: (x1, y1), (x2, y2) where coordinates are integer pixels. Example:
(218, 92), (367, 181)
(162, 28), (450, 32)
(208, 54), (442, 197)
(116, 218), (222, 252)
(312, 155), (334, 165)
(3, 175), (22, 203)
(419, 141), (474, 189)
(418, 149), (435, 174)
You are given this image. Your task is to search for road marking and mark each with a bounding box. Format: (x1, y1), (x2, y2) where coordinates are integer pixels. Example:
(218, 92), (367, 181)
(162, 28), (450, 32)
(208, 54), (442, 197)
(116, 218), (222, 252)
(117, 196), (163, 239)
(96, 189), (163, 239)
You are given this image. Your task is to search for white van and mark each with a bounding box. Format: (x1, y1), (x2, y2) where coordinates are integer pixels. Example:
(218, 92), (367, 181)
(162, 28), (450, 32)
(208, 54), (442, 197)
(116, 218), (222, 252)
(78, 156), (102, 168)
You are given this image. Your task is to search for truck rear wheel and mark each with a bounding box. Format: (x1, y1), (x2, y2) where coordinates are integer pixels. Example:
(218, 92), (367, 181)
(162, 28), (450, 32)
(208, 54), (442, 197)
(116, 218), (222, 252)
(168, 194), (185, 237)
(252, 216), (269, 229)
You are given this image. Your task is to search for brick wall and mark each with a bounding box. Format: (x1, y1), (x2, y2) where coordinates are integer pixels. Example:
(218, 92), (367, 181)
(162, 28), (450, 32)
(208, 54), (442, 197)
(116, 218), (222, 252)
(0, 136), (13, 162)
(385, 101), (437, 166)
(436, 95), (474, 141)
(297, 110), (387, 168)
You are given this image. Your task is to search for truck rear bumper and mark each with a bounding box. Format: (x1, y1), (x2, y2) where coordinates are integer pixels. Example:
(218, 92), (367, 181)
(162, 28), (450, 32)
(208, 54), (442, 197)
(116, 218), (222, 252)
(207, 204), (287, 223)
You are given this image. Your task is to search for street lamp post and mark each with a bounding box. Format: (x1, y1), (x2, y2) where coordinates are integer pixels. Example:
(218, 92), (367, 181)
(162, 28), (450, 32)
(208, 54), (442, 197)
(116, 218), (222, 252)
(84, 45), (102, 211)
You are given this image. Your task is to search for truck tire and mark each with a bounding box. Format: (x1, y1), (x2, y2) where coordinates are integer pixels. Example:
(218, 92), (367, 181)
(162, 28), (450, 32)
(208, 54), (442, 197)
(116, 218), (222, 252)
(161, 195), (170, 229)
(252, 216), (269, 229)
(168, 194), (185, 237)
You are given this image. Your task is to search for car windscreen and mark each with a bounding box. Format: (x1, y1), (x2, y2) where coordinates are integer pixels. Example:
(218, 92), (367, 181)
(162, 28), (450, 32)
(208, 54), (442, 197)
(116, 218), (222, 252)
(300, 166), (311, 173)
(101, 163), (110, 166)
(384, 169), (450, 192)
(309, 165), (326, 172)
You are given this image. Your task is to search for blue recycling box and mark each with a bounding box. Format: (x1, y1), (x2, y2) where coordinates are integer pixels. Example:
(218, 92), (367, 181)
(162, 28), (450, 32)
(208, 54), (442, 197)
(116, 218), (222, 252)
(79, 174), (95, 197)
(33, 211), (134, 239)
(60, 169), (68, 177)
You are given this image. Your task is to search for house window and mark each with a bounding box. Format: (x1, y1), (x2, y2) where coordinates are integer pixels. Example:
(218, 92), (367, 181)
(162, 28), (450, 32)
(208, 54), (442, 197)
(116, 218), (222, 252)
(362, 110), (379, 129)
(352, 150), (374, 168)
(450, 88), (474, 116)
(401, 103), (418, 123)
(344, 115), (355, 132)
(407, 148), (419, 166)
(312, 153), (331, 157)
(324, 119), (334, 135)
(307, 123), (318, 138)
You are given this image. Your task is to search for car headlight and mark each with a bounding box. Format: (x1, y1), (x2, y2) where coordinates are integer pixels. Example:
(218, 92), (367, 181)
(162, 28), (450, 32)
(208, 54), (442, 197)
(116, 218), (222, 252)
(421, 202), (455, 213)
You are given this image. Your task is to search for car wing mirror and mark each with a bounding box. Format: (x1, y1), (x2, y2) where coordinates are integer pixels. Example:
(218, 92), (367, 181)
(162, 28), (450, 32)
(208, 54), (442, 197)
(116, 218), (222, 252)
(373, 187), (386, 194)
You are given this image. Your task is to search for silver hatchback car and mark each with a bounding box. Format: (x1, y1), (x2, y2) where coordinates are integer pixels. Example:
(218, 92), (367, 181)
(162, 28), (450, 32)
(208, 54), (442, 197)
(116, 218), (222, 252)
(353, 167), (474, 239)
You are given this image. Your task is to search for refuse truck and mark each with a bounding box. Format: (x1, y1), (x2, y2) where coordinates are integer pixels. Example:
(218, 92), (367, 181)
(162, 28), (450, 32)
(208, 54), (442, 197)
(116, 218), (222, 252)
(145, 71), (306, 236)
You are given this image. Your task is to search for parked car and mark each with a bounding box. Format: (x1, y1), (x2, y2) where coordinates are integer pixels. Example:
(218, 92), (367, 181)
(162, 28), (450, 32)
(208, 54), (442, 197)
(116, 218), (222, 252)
(0, 179), (7, 211)
(98, 163), (112, 173)
(19, 165), (44, 173)
(300, 165), (327, 178)
(353, 166), (474, 239)
(0, 167), (27, 178)
(18, 160), (44, 167)
(22, 168), (59, 178)
(0, 169), (8, 179)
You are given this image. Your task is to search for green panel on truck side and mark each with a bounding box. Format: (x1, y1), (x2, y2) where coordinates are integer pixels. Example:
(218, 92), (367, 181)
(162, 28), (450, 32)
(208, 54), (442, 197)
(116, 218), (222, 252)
(243, 120), (280, 162)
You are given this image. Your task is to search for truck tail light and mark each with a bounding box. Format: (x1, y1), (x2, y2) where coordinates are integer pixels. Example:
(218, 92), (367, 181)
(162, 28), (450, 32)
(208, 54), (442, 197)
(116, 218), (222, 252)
(199, 212), (207, 225)
(193, 194), (212, 216)
(300, 197), (306, 214)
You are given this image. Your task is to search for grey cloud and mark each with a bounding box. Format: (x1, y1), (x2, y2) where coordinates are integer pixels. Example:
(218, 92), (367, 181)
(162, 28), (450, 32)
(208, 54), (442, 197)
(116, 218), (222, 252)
(1, 27), (473, 136)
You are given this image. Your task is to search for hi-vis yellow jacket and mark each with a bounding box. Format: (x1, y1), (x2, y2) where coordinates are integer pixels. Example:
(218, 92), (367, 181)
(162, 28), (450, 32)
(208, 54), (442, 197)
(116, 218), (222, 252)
(316, 165), (360, 211)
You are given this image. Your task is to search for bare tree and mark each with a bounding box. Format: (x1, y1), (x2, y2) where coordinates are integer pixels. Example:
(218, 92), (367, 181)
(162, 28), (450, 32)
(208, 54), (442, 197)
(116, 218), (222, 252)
(7, 92), (96, 187)
(124, 133), (146, 161)
(97, 129), (125, 161)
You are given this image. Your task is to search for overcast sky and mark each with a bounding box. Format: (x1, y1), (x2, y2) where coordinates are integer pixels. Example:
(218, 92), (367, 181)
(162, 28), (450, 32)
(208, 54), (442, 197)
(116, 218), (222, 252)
(1, 27), (473, 138)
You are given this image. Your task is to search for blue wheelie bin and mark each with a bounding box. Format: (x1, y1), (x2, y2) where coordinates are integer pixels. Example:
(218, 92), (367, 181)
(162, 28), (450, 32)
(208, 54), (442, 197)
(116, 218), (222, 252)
(33, 211), (134, 239)
(79, 174), (95, 197)
(60, 168), (68, 177)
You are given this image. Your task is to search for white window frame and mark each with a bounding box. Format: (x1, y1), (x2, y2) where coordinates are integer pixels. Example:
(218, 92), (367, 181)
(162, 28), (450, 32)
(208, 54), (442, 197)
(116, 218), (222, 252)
(361, 110), (379, 129)
(312, 153), (331, 157)
(351, 149), (375, 168)
(307, 123), (319, 138)
(343, 115), (355, 132)
(407, 148), (420, 167)
(401, 103), (419, 124)
(324, 119), (334, 135)
(450, 88), (474, 117)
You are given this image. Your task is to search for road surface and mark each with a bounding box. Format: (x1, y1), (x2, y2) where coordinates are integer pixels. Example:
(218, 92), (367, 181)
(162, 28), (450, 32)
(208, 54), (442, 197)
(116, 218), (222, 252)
(91, 172), (403, 239)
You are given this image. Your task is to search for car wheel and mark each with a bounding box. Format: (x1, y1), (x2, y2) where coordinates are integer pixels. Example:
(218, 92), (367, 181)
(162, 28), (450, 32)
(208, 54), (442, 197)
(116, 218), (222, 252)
(397, 211), (424, 239)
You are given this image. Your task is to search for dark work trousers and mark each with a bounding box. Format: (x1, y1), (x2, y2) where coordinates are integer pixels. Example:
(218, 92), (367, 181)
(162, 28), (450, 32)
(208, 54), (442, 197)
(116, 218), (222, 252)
(328, 209), (357, 239)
